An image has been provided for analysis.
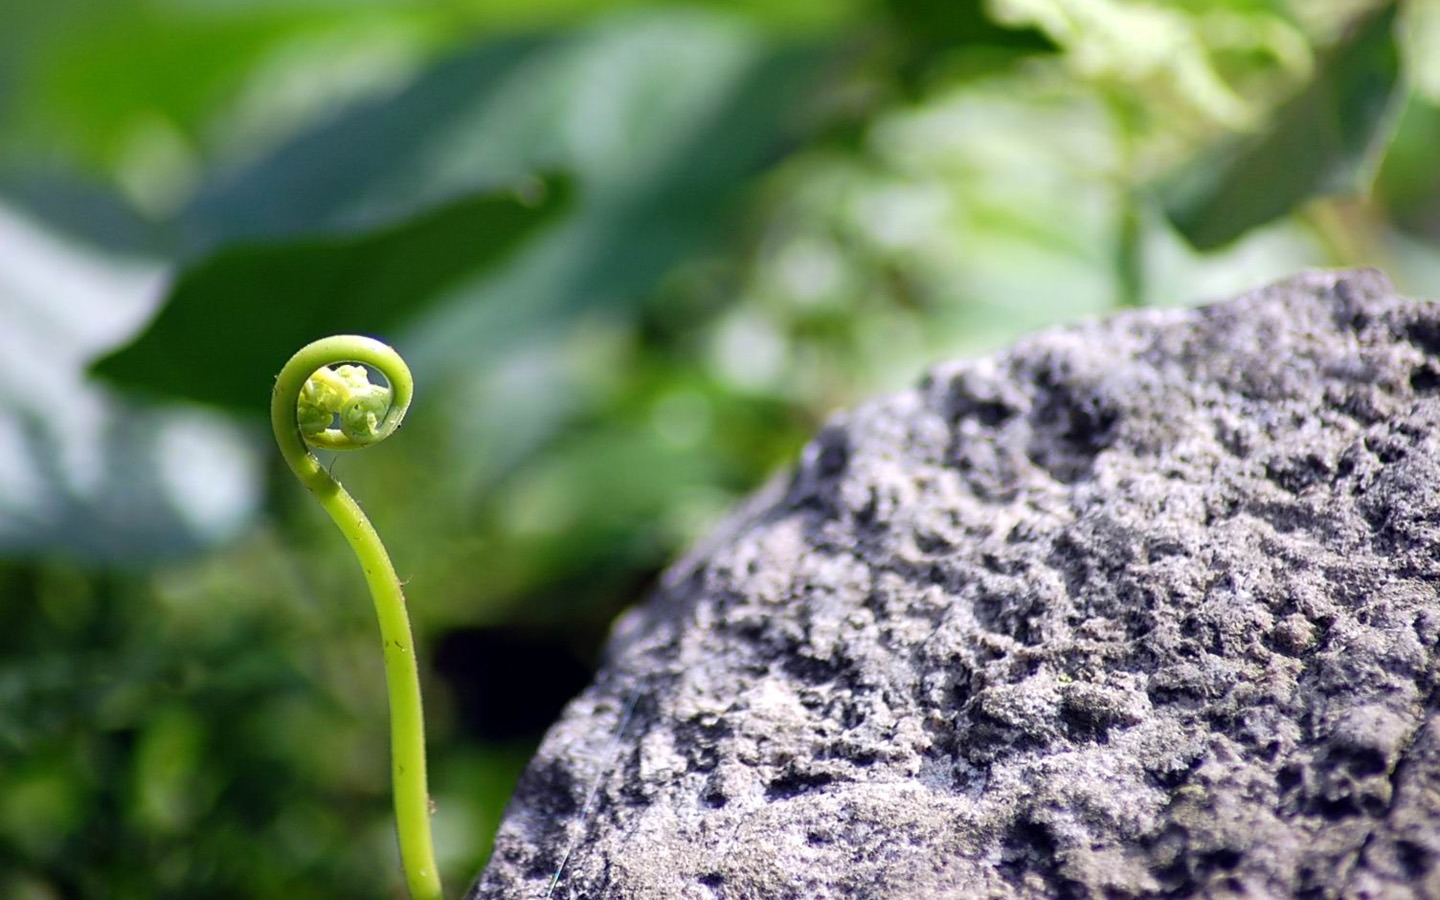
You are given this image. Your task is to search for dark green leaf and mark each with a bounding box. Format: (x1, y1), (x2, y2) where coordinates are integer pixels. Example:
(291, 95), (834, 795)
(1160, 1), (1402, 251)
(92, 175), (571, 411)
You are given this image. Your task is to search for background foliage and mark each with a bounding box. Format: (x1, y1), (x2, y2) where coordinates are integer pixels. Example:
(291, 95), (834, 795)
(0, 0), (1436, 896)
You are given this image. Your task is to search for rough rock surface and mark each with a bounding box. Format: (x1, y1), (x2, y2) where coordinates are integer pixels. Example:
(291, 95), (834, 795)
(471, 270), (1440, 899)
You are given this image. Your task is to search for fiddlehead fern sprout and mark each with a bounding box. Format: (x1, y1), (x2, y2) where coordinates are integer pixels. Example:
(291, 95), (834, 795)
(271, 335), (441, 900)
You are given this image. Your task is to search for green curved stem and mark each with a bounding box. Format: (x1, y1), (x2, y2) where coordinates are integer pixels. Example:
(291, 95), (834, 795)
(271, 335), (442, 900)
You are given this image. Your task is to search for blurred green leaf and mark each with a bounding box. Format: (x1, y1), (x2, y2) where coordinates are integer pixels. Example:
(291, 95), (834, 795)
(881, 0), (1054, 89)
(1159, 1), (1402, 251)
(1403, 0), (1440, 103)
(1375, 93), (1440, 241)
(0, 1), (463, 181)
(402, 12), (833, 392)
(0, 172), (177, 257)
(93, 175), (572, 411)
(24, 8), (324, 156)
(178, 35), (557, 247)
(0, 204), (262, 563)
(365, 15), (834, 549)
(97, 10), (831, 420)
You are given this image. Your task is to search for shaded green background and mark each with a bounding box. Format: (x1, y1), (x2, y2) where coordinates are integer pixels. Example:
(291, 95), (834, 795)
(1, 0), (1436, 896)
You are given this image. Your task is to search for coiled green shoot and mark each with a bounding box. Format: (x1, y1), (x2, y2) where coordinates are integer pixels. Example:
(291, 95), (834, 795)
(271, 335), (441, 900)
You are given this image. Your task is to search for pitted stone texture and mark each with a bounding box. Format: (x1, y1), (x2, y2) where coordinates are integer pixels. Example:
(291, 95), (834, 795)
(472, 270), (1440, 899)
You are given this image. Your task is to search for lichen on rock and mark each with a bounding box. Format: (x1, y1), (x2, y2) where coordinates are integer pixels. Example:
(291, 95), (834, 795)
(472, 269), (1440, 899)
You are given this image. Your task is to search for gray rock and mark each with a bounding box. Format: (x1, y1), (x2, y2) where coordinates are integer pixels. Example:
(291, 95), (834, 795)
(471, 269), (1440, 899)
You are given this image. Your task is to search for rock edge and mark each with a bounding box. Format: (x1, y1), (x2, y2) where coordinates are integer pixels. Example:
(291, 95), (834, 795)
(473, 269), (1440, 899)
